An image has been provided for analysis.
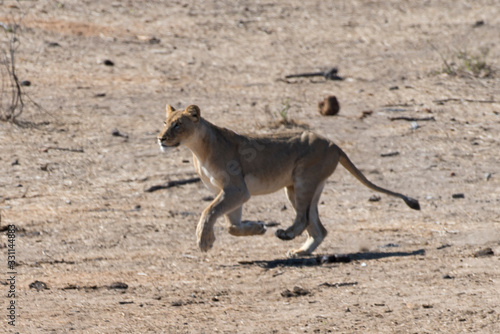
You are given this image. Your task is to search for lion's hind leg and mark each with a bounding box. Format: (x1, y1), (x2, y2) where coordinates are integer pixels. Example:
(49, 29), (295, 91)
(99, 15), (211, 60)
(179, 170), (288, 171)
(279, 183), (327, 258)
(225, 206), (267, 237)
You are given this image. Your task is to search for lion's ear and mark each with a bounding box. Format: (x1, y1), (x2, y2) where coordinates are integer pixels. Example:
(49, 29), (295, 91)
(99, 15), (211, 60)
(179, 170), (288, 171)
(184, 105), (200, 123)
(166, 104), (176, 117)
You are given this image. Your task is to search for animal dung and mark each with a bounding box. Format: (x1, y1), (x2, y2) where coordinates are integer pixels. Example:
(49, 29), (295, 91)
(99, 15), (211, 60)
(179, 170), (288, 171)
(318, 95), (340, 116)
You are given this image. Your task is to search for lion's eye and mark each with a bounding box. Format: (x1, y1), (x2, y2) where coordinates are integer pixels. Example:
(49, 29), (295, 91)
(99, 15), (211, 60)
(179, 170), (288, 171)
(173, 122), (180, 130)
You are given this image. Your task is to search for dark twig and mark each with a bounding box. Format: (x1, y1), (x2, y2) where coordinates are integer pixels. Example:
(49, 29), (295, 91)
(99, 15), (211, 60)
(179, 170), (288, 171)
(42, 146), (85, 153)
(433, 98), (498, 104)
(145, 177), (201, 192)
(285, 67), (344, 81)
(389, 116), (435, 122)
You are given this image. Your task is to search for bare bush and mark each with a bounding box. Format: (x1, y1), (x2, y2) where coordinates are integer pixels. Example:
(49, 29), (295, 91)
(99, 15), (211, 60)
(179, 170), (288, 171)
(0, 19), (24, 123)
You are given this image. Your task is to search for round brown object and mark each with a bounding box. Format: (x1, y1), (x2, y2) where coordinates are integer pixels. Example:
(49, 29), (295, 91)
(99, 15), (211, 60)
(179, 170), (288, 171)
(318, 95), (340, 116)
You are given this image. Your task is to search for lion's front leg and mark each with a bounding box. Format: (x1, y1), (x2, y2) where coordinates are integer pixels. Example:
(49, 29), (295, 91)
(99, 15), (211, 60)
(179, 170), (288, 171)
(196, 186), (250, 252)
(225, 206), (267, 236)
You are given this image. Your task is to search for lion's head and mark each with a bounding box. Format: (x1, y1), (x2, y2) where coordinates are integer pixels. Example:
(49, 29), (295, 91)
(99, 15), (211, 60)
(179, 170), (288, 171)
(157, 104), (200, 152)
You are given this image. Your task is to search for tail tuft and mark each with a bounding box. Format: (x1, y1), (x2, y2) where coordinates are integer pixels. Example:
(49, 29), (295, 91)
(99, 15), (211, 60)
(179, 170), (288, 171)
(404, 197), (420, 210)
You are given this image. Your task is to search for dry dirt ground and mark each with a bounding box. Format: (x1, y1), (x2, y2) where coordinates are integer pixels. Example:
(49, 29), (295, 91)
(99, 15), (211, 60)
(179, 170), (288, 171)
(1, 1), (500, 333)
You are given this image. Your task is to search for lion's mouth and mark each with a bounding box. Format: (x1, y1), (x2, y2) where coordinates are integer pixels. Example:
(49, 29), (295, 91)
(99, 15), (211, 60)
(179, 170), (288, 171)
(158, 139), (180, 152)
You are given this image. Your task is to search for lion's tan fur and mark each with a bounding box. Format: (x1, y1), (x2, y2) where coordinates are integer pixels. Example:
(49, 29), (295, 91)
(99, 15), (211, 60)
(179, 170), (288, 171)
(158, 105), (419, 257)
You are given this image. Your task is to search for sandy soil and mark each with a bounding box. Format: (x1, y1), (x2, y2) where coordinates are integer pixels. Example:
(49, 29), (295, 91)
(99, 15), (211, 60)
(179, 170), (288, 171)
(1, 0), (500, 333)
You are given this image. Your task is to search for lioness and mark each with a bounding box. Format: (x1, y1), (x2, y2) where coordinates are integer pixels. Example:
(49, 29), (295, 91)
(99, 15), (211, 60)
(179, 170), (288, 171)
(158, 104), (420, 257)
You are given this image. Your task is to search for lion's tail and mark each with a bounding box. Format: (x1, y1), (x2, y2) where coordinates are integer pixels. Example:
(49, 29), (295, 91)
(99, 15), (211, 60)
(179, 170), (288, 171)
(338, 149), (420, 210)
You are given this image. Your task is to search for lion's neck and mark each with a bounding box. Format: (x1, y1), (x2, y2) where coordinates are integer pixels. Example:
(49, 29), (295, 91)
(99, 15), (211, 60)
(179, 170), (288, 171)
(183, 118), (225, 164)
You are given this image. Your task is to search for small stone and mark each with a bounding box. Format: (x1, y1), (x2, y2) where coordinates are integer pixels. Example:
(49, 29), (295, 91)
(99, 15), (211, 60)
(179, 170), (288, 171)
(473, 20), (484, 27)
(281, 289), (294, 298)
(452, 193), (465, 199)
(292, 286), (310, 296)
(443, 274), (454, 279)
(29, 280), (48, 291)
(109, 282), (128, 290)
(111, 129), (128, 138)
(20, 80), (31, 86)
(103, 59), (115, 66)
(11, 159), (19, 166)
(474, 247), (494, 257)
(369, 195), (381, 202)
(318, 95), (340, 116)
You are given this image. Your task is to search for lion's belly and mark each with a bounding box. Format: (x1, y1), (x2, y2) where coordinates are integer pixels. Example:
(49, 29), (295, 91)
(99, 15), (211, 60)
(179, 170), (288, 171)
(244, 173), (291, 196)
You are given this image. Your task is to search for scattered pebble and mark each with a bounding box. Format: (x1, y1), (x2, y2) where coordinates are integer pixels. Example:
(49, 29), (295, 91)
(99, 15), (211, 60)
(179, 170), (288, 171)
(485, 173), (492, 181)
(20, 80), (31, 86)
(47, 42), (61, 47)
(452, 193), (465, 199)
(359, 110), (373, 119)
(389, 86), (399, 90)
(318, 95), (340, 116)
(473, 20), (484, 27)
(443, 274), (454, 279)
(29, 280), (48, 292)
(281, 286), (311, 298)
(369, 195), (381, 202)
(474, 247), (494, 257)
(111, 129), (129, 138)
(109, 282), (128, 290)
(11, 159), (19, 166)
(103, 59), (115, 66)
(380, 243), (400, 248)
(411, 121), (419, 130)
(360, 262), (367, 267)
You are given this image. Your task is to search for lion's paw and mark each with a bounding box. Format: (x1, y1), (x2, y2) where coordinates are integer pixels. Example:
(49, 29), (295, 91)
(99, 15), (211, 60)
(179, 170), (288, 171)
(196, 224), (215, 252)
(275, 229), (294, 241)
(286, 249), (309, 258)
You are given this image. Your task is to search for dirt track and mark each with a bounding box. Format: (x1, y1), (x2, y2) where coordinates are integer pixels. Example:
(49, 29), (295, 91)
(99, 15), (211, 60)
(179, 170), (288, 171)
(1, 1), (500, 333)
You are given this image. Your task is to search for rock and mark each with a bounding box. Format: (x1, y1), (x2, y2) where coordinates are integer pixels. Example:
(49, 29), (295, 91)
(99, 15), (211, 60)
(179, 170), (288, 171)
(318, 95), (340, 116)
(281, 286), (311, 298)
(109, 282), (128, 290)
(474, 247), (494, 257)
(103, 59), (115, 66)
(452, 193), (465, 199)
(369, 195), (381, 202)
(29, 280), (48, 291)
(111, 129), (128, 138)
(20, 80), (31, 86)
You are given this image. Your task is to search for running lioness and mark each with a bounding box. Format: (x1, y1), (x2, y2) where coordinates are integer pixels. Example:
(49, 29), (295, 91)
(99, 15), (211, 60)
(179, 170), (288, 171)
(158, 104), (420, 257)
